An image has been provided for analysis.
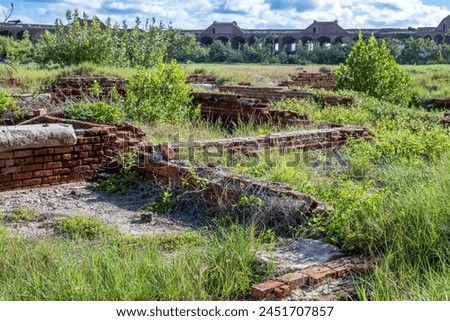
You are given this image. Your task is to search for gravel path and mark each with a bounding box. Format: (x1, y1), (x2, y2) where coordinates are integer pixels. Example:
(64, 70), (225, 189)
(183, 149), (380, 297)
(0, 182), (204, 238)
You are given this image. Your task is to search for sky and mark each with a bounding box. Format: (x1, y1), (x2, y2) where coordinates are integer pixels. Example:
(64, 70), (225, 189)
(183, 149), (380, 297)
(2, 0), (450, 30)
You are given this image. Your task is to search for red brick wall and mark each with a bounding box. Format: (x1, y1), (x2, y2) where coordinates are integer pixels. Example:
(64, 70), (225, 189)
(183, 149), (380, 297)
(167, 126), (371, 160)
(280, 71), (335, 90)
(49, 76), (127, 104)
(0, 124), (147, 192)
(192, 92), (310, 126)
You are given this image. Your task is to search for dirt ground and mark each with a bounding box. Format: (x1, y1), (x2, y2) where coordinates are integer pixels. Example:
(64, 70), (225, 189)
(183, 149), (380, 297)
(0, 181), (204, 238)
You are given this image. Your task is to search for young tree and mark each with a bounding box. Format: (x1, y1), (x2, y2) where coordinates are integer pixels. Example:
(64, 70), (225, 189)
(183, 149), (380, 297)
(335, 32), (412, 105)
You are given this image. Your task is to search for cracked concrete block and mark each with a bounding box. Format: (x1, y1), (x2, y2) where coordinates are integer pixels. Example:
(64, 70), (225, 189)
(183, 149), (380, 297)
(0, 124), (77, 152)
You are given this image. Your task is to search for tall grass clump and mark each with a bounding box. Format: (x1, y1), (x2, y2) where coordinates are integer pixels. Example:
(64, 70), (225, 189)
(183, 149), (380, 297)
(0, 224), (268, 300)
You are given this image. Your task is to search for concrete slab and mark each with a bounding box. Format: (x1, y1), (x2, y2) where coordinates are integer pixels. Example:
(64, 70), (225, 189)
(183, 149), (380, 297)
(259, 238), (344, 273)
(0, 123), (77, 152)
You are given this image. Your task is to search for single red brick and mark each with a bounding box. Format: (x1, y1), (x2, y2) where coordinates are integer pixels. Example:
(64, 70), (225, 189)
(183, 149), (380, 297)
(93, 143), (104, 150)
(54, 146), (74, 154)
(42, 176), (61, 184)
(34, 148), (55, 156)
(303, 266), (337, 285)
(0, 181), (14, 189)
(61, 174), (75, 182)
(11, 181), (23, 188)
(161, 144), (175, 161)
(276, 272), (308, 289)
(21, 164), (43, 172)
(53, 168), (72, 175)
(81, 144), (93, 151)
(44, 155), (53, 162)
(15, 157), (33, 166)
(82, 157), (99, 165)
(14, 172), (33, 180)
(13, 150), (33, 158)
(22, 178), (42, 186)
(1, 166), (21, 174)
(33, 170), (53, 178)
(0, 152), (13, 160)
(72, 165), (91, 174)
(273, 285), (292, 299)
(0, 174), (13, 182)
(34, 156), (44, 163)
(62, 154), (72, 160)
(251, 280), (285, 300)
(4, 159), (15, 166)
(63, 160), (82, 167)
(43, 162), (62, 170)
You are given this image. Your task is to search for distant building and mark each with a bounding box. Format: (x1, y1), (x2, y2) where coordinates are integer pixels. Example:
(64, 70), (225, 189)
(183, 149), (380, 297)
(1, 15), (449, 50)
(182, 15), (450, 52)
(0, 19), (106, 42)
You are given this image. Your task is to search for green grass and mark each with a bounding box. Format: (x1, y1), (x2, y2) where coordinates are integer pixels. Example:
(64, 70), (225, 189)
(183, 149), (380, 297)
(229, 92), (450, 300)
(56, 216), (120, 239)
(3, 63), (449, 101)
(0, 223), (271, 300)
(11, 206), (39, 221)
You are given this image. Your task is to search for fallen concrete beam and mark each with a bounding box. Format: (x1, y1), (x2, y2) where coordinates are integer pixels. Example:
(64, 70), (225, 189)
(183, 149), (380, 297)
(0, 124), (77, 152)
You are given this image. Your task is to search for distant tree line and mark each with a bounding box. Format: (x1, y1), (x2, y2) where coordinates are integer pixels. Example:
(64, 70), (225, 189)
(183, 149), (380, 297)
(1, 10), (450, 66)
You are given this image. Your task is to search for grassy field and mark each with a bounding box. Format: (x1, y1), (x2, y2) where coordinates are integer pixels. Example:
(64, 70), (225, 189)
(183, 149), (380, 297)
(2, 63), (450, 98)
(1, 62), (449, 301)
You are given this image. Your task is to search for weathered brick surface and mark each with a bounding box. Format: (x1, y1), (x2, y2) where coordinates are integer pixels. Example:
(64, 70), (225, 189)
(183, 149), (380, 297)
(251, 257), (372, 300)
(0, 119), (147, 192)
(187, 74), (217, 84)
(251, 280), (285, 300)
(279, 71), (335, 90)
(168, 126), (371, 159)
(219, 85), (313, 102)
(192, 92), (310, 126)
(48, 76), (127, 104)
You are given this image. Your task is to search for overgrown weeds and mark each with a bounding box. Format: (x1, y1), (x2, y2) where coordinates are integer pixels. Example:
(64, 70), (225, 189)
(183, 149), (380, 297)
(0, 223), (271, 300)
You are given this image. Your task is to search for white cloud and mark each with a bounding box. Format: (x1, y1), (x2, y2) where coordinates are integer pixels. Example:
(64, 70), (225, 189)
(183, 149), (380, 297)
(13, 0), (450, 30)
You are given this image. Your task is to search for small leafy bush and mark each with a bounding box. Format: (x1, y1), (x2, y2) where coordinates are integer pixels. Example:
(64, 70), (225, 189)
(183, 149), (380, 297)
(0, 90), (22, 123)
(94, 152), (139, 194)
(65, 101), (124, 125)
(56, 216), (119, 239)
(124, 59), (197, 124)
(94, 171), (140, 194)
(139, 186), (174, 214)
(335, 33), (412, 105)
(11, 207), (39, 221)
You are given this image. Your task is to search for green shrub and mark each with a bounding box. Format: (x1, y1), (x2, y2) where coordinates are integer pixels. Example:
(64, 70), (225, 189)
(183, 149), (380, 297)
(124, 59), (197, 124)
(11, 207), (39, 221)
(0, 90), (21, 123)
(56, 216), (119, 239)
(335, 33), (412, 105)
(65, 101), (124, 125)
(139, 187), (174, 214)
(94, 152), (139, 194)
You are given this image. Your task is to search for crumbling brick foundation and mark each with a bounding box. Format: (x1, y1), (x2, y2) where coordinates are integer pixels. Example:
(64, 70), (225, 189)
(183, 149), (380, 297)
(279, 71), (335, 90)
(192, 92), (310, 126)
(0, 116), (147, 192)
(48, 76), (127, 104)
(167, 125), (372, 160)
